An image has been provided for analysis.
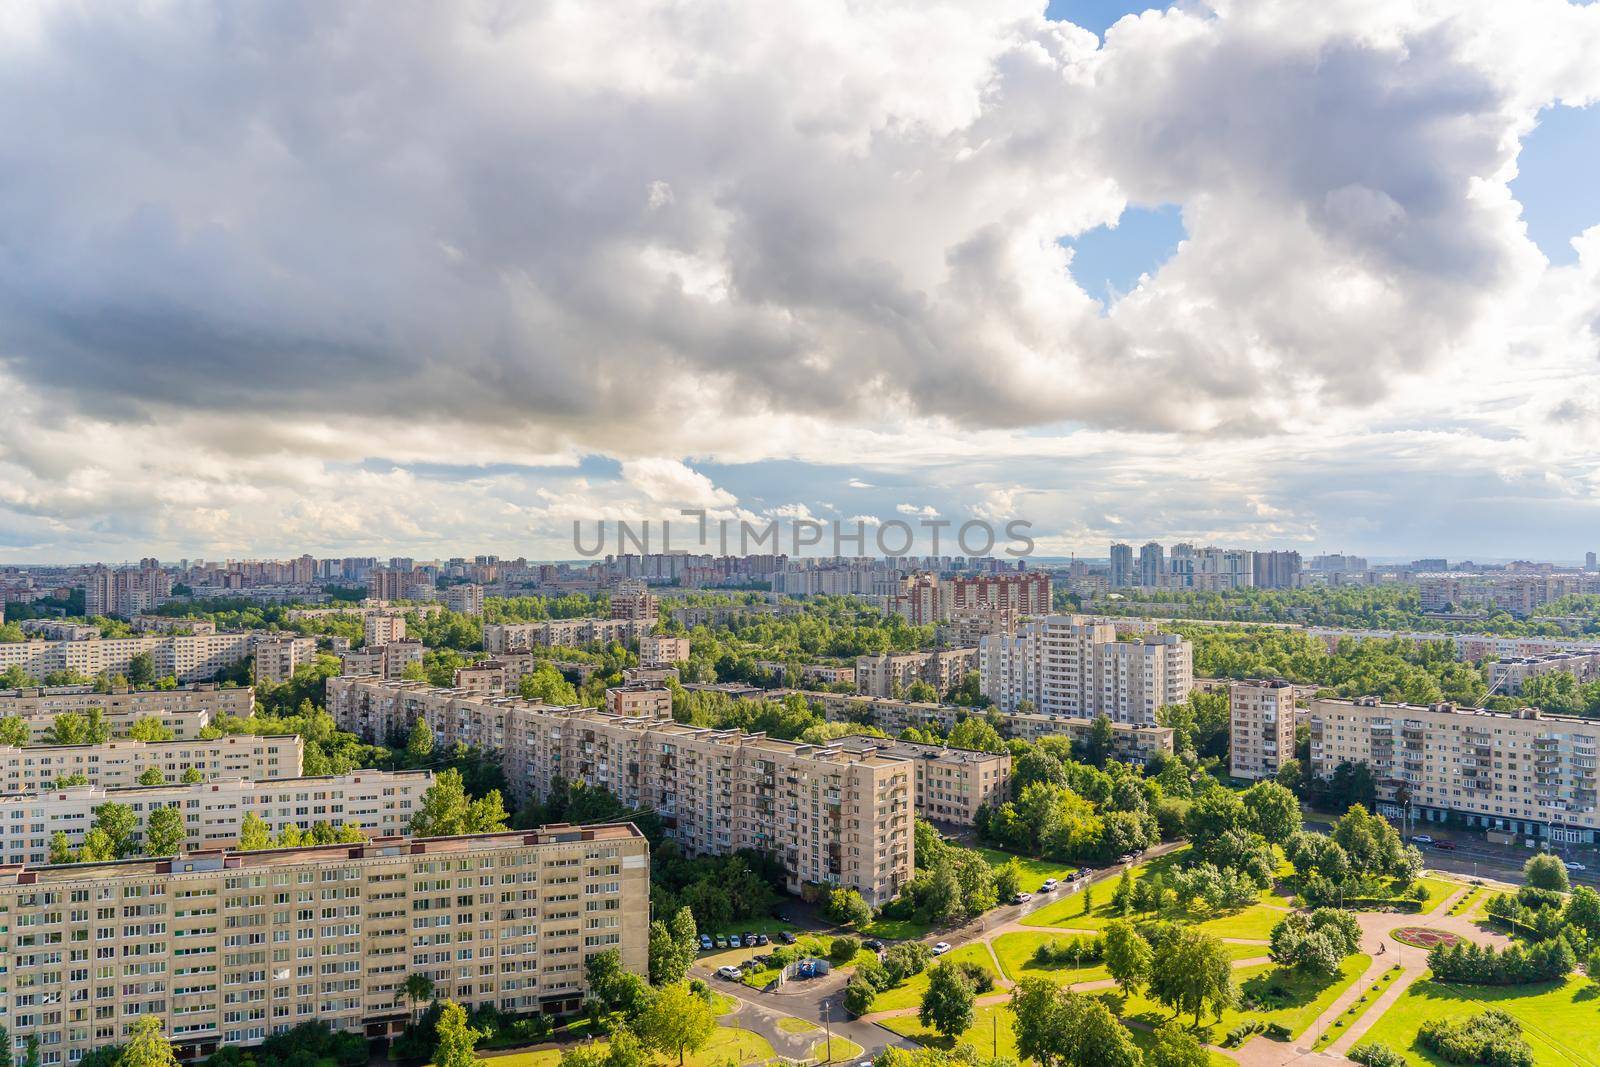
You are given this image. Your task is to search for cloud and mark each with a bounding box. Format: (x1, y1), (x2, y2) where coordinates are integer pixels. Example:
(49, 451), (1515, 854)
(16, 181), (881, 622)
(0, 0), (1598, 559)
(896, 504), (941, 518)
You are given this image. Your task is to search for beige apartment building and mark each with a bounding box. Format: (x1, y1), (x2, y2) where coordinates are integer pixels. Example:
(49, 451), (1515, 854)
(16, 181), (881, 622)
(1228, 680), (1297, 781)
(339, 640), (424, 681)
(855, 649), (978, 698)
(482, 618), (653, 654)
(0, 633), (257, 684)
(0, 770), (432, 864)
(0, 684), (253, 741)
(602, 686), (673, 718)
(132, 616), (218, 636)
(620, 666), (680, 687)
(253, 636), (320, 685)
(826, 734), (1010, 826)
(0, 735), (304, 794)
(444, 583), (486, 617)
(1487, 651), (1600, 695)
(1308, 697), (1600, 843)
(328, 678), (914, 903)
(0, 823), (649, 1062)
(363, 613), (407, 648)
(638, 635), (691, 667)
(809, 692), (1175, 767)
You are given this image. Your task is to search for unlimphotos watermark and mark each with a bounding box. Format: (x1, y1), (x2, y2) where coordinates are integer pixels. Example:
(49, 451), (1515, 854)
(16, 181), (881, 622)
(572, 510), (1035, 558)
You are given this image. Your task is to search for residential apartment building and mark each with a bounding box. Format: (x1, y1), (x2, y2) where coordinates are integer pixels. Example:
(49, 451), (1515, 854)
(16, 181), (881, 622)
(825, 734), (1010, 826)
(1308, 697), (1600, 842)
(253, 636), (320, 685)
(0, 684), (253, 740)
(809, 692), (1175, 766)
(131, 615), (218, 636)
(365, 566), (432, 601)
(638, 635), (691, 667)
(0, 769), (432, 864)
(84, 565), (173, 617)
(754, 661), (856, 687)
(0, 823), (649, 1062)
(0, 633), (258, 684)
(1416, 573), (1600, 617)
(888, 572), (1051, 625)
(608, 580), (658, 622)
(328, 678), (913, 903)
(854, 648), (978, 698)
(444, 583), (486, 616)
(482, 618), (653, 654)
(620, 666), (680, 687)
(603, 686), (673, 718)
(1229, 680), (1297, 781)
(1488, 651), (1600, 695)
(339, 640), (424, 681)
(363, 613), (407, 648)
(0, 734), (304, 793)
(978, 616), (1193, 725)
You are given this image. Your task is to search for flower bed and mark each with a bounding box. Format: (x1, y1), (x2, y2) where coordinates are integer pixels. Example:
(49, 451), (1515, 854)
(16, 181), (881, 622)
(1391, 926), (1464, 949)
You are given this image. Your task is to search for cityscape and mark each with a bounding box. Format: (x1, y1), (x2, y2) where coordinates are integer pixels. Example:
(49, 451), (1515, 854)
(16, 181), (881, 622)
(3, 3), (1600, 1067)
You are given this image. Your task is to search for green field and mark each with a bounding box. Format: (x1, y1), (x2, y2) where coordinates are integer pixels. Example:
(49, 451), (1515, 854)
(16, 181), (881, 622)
(975, 847), (1083, 889)
(1357, 977), (1600, 1067)
(810, 1036), (865, 1063)
(777, 1016), (818, 1033)
(990, 932), (1264, 988)
(1311, 963), (1402, 1051)
(474, 1026), (776, 1067)
(881, 1002), (1019, 1059)
(859, 915), (935, 941)
(871, 943), (1001, 1012)
(1108, 954), (1371, 1046)
(1020, 851), (1186, 930)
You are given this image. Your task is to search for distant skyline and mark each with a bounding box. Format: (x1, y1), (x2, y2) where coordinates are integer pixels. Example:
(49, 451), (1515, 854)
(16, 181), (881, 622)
(1, 1), (1598, 564)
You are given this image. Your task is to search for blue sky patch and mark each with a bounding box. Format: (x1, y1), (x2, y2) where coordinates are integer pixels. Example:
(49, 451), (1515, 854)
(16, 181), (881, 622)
(1045, 0), (1157, 38)
(1062, 203), (1186, 304)
(1511, 104), (1600, 266)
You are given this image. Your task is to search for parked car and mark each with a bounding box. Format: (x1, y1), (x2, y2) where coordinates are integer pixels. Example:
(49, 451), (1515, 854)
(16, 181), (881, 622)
(862, 938), (884, 951)
(1433, 840), (1458, 851)
(1565, 860), (1587, 872)
(1411, 834), (1434, 845)
(1041, 878), (1059, 891)
(714, 935), (729, 948)
(716, 965), (742, 980)
(699, 935), (714, 951)
(932, 942), (951, 956)
(779, 931), (798, 945)
(1074, 868), (1092, 880)
(756, 933), (770, 945)
(742, 933), (758, 947)
(1013, 892), (1033, 905)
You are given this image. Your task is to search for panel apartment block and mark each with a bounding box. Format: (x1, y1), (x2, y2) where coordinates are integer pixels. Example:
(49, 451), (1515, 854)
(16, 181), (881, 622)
(1228, 680), (1297, 781)
(0, 684), (253, 742)
(0, 824), (648, 1062)
(0, 735), (304, 794)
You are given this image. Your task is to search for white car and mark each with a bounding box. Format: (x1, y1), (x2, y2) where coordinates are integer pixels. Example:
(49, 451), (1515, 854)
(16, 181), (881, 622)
(1041, 878), (1059, 890)
(932, 942), (951, 956)
(1410, 834), (1433, 845)
(1564, 860), (1587, 872)
(716, 965), (743, 980)
(1013, 892), (1032, 904)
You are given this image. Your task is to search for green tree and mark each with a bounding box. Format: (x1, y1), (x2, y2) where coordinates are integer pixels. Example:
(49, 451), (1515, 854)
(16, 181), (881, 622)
(1084, 714), (1116, 766)
(0, 1024), (10, 1067)
(406, 717), (435, 764)
(127, 653), (158, 687)
(1524, 853), (1570, 893)
(845, 978), (876, 1017)
(92, 802), (139, 858)
(947, 717), (1006, 754)
(128, 716), (175, 742)
(143, 806), (187, 857)
(993, 858), (1023, 903)
(1103, 919), (1153, 996)
(239, 811), (272, 850)
(1241, 780), (1302, 841)
(918, 962), (975, 1041)
(648, 920), (683, 986)
(114, 1016), (177, 1067)
(47, 711), (89, 745)
(402, 974), (435, 1022)
(1149, 927), (1235, 1026)
(638, 982), (716, 1067)
(181, 767), (205, 784)
(432, 1000), (482, 1067)
(826, 887), (873, 926)
(520, 665), (581, 705)
(0, 716), (29, 747)
(1147, 1021), (1209, 1067)
(49, 831), (74, 864)
(138, 766), (165, 787)
(22, 1036), (38, 1067)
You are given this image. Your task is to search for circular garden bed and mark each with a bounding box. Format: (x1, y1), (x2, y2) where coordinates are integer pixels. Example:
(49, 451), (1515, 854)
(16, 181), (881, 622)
(1391, 926), (1465, 949)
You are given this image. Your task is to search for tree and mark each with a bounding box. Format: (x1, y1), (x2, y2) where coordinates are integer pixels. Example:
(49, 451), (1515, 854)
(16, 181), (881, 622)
(1524, 853), (1570, 893)
(1084, 715), (1116, 766)
(92, 802), (139, 858)
(239, 811), (272, 850)
(432, 1000), (482, 1067)
(22, 1036), (37, 1067)
(649, 921), (683, 986)
(128, 716), (174, 742)
(466, 789), (510, 833)
(1241, 781), (1302, 841)
(1275, 758), (1304, 795)
(127, 653), (157, 687)
(1010, 979), (1142, 1067)
(520, 664), (581, 705)
(918, 962), (975, 1041)
(994, 858), (1022, 904)
(0, 1025), (10, 1067)
(114, 1016), (177, 1067)
(47, 711), (89, 745)
(181, 767), (205, 784)
(138, 766), (165, 787)
(826, 887), (873, 926)
(411, 768), (496, 836)
(402, 974), (435, 1022)
(947, 717), (1006, 755)
(638, 982), (716, 1067)
(1103, 919), (1153, 996)
(1147, 1021), (1209, 1067)
(0, 717), (29, 747)
(667, 906), (699, 982)
(1149, 928), (1235, 1026)
(143, 806), (187, 857)
(406, 717), (435, 764)
(845, 978), (876, 1017)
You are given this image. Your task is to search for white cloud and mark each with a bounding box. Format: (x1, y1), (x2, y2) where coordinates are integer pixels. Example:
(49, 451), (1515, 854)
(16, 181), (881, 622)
(896, 504), (941, 518)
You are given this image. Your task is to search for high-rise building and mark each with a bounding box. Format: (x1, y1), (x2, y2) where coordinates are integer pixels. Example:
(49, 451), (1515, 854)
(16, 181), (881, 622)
(363, 612), (407, 647)
(1109, 543), (1134, 588)
(0, 824), (649, 1060)
(1252, 550), (1303, 590)
(1137, 542), (1165, 588)
(445, 582), (486, 616)
(1229, 680), (1297, 780)
(978, 615), (1193, 724)
(639, 634), (692, 667)
(252, 634), (319, 684)
(1587, 551), (1597, 571)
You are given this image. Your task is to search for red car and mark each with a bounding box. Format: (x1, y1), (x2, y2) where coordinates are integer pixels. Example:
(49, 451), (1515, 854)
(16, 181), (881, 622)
(1432, 840), (1457, 851)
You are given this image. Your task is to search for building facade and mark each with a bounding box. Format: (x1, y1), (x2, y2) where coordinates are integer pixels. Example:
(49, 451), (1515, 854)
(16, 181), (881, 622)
(0, 735), (304, 794)
(978, 616), (1193, 725)
(252, 636), (320, 685)
(363, 614), (407, 648)
(854, 649), (978, 698)
(0, 684), (253, 741)
(482, 619), (653, 654)
(1228, 680), (1297, 781)
(0, 633), (258, 685)
(638, 635), (691, 667)
(0, 824), (649, 1062)
(444, 584), (486, 616)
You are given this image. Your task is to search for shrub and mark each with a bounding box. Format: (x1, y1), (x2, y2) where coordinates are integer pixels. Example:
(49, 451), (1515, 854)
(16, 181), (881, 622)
(1427, 936), (1576, 985)
(956, 960), (994, 994)
(882, 942), (930, 984)
(1418, 1010), (1533, 1067)
(844, 978), (876, 1017)
(1029, 934), (1103, 966)
(1348, 1042), (1408, 1067)
(1222, 1020), (1266, 1048)
(829, 935), (861, 963)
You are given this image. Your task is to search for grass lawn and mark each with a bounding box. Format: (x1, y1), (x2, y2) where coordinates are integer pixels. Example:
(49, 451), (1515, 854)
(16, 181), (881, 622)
(1104, 954), (1371, 1046)
(1412, 876), (1460, 914)
(474, 1026), (775, 1067)
(1311, 962), (1403, 1051)
(871, 943), (1001, 1012)
(1125, 1025), (1235, 1067)
(1193, 902), (1291, 941)
(881, 1002), (1019, 1060)
(708, 991), (739, 1016)
(777, 1017), (818, 1034)
(860, 915), (934, 941)
(990, 932), (1264, 988)
(1020, 850), (1190, 930)
(975, 847), (1082, 889)
(1358, 977), (1600, 1067)
(810, 1037), (864, 1062)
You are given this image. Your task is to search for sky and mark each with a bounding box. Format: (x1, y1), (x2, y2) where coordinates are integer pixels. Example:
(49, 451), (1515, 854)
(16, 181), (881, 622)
(1, 0), (1599, 565)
